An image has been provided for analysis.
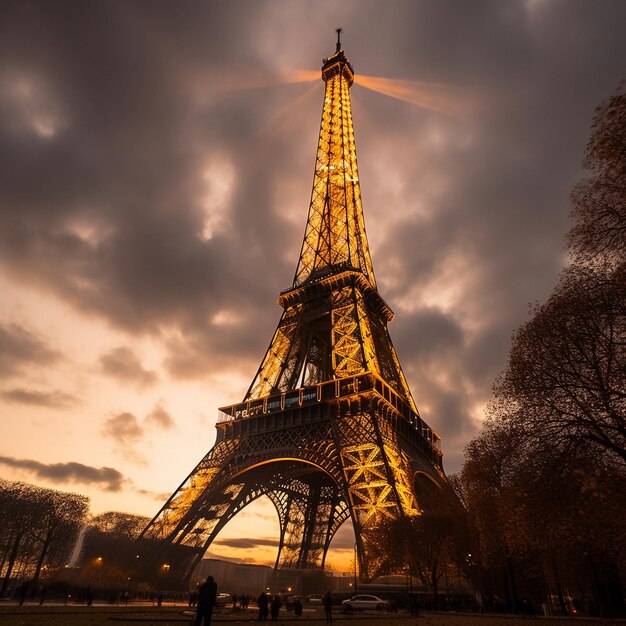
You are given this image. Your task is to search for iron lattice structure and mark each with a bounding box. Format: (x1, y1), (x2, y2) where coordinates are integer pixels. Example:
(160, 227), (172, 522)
(141, 35), (444, 582)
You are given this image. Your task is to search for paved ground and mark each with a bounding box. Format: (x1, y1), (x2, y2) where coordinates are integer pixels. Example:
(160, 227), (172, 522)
(0, 604), (620, 626)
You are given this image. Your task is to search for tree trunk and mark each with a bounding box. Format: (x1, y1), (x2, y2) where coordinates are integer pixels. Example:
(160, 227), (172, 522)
(0, 545), (8, 579)
(0, 532), (24, 597)
(31, 537), (51, 588)
(431, 559), (439, 607)
(505, 557), (519, 612)
(551, 556), (567, 614)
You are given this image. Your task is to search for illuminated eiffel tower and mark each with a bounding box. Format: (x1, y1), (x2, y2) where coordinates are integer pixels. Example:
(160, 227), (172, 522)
(141, 30), (444, 583)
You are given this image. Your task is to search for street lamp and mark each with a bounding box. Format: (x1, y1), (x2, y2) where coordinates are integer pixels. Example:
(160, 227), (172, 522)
(353, 543), (358, 592)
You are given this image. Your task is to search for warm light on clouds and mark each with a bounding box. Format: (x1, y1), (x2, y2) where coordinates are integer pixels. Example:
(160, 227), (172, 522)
(4, 75), (65, 138)
(211, 309), (243, 326)
(200, 157), (235, 240)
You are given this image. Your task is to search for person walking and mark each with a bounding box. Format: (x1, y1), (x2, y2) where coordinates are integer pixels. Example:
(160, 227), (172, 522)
(270, 595), (282, 621)
(195, 576), (218, 626)
(323, 591), (333, 623)
(294, 597), (303, 618)
(257, 592), (269, 621)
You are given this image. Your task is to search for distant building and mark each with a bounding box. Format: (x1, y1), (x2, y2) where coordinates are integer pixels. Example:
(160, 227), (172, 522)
(332, 572), (357, 592)
(191, 558), (271, 595)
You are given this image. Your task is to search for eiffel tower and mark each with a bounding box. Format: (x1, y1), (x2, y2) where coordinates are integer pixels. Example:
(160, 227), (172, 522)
(141, 30), (444, 584)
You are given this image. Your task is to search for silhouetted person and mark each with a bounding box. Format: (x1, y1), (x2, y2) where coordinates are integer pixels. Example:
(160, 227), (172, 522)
(196, 576), (218, 626)
(323, 591), (332, 623)
(294, 598), (303, 618)
(257, 592), (268, 621)
(270, 595), (282, 620)
(18, 581), (28, 606)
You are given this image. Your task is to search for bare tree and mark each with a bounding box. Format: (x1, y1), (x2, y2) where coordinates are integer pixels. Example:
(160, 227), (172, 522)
(90, 511), (149, 539)
(0, 482), (41, 596)
(79, 511), (151, 589)
(30, 489), (88, 587)
(495, 264), (626, 466)
(370, 482), (467, 604)
(568, 85), (626, 267)
(0, 481), (89, 596)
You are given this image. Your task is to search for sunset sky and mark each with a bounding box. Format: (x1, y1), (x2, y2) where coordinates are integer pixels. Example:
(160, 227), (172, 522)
(1, 0), (625, 572)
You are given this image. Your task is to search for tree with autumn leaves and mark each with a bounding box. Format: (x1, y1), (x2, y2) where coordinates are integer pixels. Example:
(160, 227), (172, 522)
(462, 83), (626, 616)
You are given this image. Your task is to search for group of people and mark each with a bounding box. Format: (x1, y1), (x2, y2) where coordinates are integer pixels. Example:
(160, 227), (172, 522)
(255, 589), (333, 622)
(255, 592), (281, 621)
(231, 593), (252, 611)
(192, 576), (334, 625)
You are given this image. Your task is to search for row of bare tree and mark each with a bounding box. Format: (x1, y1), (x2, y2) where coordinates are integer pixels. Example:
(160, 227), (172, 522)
(0, 480), (88, 596)
(0, 480), (151, 599)
(372, 85), (626, 617)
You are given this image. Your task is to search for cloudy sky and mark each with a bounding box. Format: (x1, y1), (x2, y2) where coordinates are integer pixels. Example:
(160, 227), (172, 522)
(1, 0), (625, 570)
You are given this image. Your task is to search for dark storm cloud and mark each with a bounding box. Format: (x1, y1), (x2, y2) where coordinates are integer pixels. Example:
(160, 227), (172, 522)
(0, 1), (288, 339)
(99, 346), (158, 388)
(0, 322), (60, 377)
(354, 0), (626, 469)
(390, 306), (482, 470)
(214, 537), (279, 550)
(0, 455), (126, 491)
(1, 0), (625, 473)
(0, 387), (78, 409)
(393, 307), (464, 362)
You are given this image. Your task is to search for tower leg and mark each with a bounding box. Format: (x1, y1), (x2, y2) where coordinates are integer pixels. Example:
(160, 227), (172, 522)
(333, 403), (419, 578)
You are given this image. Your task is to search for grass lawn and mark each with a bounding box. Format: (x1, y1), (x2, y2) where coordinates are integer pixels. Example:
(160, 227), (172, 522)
(0, 605), (610, 626)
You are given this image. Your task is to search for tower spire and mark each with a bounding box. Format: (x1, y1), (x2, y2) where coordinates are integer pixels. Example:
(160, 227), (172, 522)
(294, 34), (374, 288)
(245, 36), (419, 411)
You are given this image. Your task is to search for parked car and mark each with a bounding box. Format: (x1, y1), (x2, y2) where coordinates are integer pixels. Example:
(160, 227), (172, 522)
(216, 593), (231, 606)
(341, 594), (389, 611)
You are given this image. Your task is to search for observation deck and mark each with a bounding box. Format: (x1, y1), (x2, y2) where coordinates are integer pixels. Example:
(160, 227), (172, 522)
(217, 371), (442, 469)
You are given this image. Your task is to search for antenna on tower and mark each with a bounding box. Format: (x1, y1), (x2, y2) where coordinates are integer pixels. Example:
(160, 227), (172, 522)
(336, 27), (343, 52)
